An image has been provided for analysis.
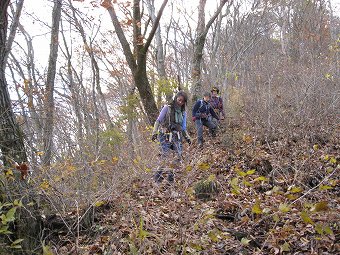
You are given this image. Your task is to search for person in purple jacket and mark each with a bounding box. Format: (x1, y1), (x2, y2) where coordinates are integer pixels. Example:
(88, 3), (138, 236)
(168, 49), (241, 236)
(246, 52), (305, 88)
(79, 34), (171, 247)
(192, 92), (219, 147)
(210, 87), (225, 121)
(151, 91), (191, 183)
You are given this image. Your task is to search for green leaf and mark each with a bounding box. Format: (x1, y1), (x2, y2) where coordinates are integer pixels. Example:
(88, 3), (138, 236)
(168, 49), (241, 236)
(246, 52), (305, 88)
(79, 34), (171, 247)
(254, 176), (268, 182)
(198, 163), (210, 170)
(138, 217), (149, 240)
(301, 211), (314, 225)
(329, 157), (337, 164)
(243, 180), (253, 187)
(189, 242), (203, 251)
(42, 244), (54, 255)
(236, 171), (247, 177)
(5, 207), (17, 223)
(281, 242), (290, 252)
(279, 203), (290, 213)
(231, 188), (240, 195)
(285, 194), (298, 200)
(208, 230), (219, 242)
(273, 214), (280, 222)
(94, 201), (105, 207)
(246, 169), (256, 175)
(324, 225), (334, 235)
(289, 186), (303, 193)
(230, 177), (240, 195)
(207, 174), (216, 182)
(231, 177), (238, 186)
(315, 224), (324, 235)
(319, 185), (332, 191)
(13, 200), (23, 207)
(10, 245), (22, 249)
(324, 73), (332, 79)
(240, 237), (251, 246)
(11, 239), (24, 245)
(311, 201), (329, 212)
(0, 214), (6, 224)
(0, 225), (12, 234)
(129, 242), (138, 255)
(252, 201), (262, 214)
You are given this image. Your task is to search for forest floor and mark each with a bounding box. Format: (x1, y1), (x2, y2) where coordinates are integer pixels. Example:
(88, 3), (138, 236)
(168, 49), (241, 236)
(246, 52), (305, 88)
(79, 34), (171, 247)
(54, 120), (339, 255)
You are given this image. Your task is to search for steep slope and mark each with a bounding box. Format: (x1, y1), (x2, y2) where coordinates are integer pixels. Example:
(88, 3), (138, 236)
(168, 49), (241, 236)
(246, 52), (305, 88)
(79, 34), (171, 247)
(55, 123), (339, 255)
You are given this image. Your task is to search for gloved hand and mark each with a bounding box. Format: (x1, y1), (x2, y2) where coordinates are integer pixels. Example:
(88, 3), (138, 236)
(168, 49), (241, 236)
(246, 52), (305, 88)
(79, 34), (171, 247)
(151, 134), (158, 142)
(185, 137), (192, 145)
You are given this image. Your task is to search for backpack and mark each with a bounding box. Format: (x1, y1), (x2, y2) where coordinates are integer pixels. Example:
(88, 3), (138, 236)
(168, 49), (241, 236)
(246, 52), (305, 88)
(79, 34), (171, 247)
(161, 104), (184, 132)
(192, 99), (205, 122)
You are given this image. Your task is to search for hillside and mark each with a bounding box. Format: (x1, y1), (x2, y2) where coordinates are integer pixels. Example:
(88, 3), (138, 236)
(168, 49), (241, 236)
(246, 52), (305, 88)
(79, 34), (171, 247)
(51, 121), (339, 255)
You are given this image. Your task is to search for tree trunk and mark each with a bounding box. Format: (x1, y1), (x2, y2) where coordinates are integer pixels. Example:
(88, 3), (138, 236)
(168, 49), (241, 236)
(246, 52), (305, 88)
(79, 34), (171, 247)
(0, 2), (42, 254)
(146, 0), (172, 102)
(191, 0), (227, 103)
(0, 0), (27, 166)
(42, 0), (62, 165)
(106, 0), (168, 124)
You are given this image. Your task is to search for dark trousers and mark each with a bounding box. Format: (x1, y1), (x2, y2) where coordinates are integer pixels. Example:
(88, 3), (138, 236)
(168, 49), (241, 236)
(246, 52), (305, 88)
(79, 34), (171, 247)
(154, 132), (182, 183)
(195, 118), (217, 144)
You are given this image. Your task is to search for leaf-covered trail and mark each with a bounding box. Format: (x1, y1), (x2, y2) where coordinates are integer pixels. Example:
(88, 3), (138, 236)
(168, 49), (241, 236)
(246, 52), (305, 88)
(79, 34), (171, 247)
(57, 125), (339, 255)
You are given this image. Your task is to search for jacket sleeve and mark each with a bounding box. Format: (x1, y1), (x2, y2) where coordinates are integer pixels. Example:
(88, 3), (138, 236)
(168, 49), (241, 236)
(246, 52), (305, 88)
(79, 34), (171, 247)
(192, 101), (201, 118)
(152, 105), (168, 135)
(157, 105), (168, 122)
(210, 107), (219, 120)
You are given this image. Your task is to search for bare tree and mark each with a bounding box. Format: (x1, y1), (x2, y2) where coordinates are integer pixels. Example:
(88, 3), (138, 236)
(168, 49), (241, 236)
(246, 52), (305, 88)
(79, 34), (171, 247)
(0, 0), (27, 166)
(146, 0), (172, 103)
(104, 0), (168, 124)
(191, 0), (228, 102)
(42, 0), (62, 165)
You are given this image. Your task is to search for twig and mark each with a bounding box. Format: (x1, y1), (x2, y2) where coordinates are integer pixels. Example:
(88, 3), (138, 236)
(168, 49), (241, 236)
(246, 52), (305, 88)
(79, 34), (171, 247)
(289, 168), (338, 206)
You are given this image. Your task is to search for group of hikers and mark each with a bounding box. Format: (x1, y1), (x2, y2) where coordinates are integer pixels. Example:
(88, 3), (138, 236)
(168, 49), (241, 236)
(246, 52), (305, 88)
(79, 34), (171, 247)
(151, 87), (225, 183)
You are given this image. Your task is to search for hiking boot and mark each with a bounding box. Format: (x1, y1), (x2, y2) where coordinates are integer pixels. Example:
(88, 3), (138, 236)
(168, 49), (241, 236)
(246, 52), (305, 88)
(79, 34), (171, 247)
(154, 170), (164, 183)
(167, 172), (174, 183)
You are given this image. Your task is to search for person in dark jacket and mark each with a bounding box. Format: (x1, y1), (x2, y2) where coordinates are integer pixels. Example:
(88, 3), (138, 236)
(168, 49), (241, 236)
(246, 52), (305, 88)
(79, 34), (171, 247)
(192, 92), (219, 147)
(151, 91), (191, 183)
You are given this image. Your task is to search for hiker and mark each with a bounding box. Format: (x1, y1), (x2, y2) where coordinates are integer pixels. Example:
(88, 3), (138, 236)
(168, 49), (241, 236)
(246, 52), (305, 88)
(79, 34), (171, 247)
(192, 92), (219, 147)
(210, 86), (225, 121)
(151, 91), (191, 183)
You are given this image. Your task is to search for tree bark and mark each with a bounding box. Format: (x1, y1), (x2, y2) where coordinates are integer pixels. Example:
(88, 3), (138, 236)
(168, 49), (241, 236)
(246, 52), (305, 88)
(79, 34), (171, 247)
(191, 0), (227, 103)
(106, 0), (168, 124)
(146, 0), (172, 102)
(42, 0), (62, 165)
(0, 0), (27, 166)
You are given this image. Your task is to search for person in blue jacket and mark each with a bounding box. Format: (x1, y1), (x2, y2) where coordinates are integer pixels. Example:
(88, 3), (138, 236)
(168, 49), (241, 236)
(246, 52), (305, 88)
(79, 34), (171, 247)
(192, 92), (219, 147)
(151, 91), (191, 183)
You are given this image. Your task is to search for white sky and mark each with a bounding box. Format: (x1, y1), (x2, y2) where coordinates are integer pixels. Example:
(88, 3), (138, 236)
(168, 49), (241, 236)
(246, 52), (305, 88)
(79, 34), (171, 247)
(13, 0), (340, 70)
